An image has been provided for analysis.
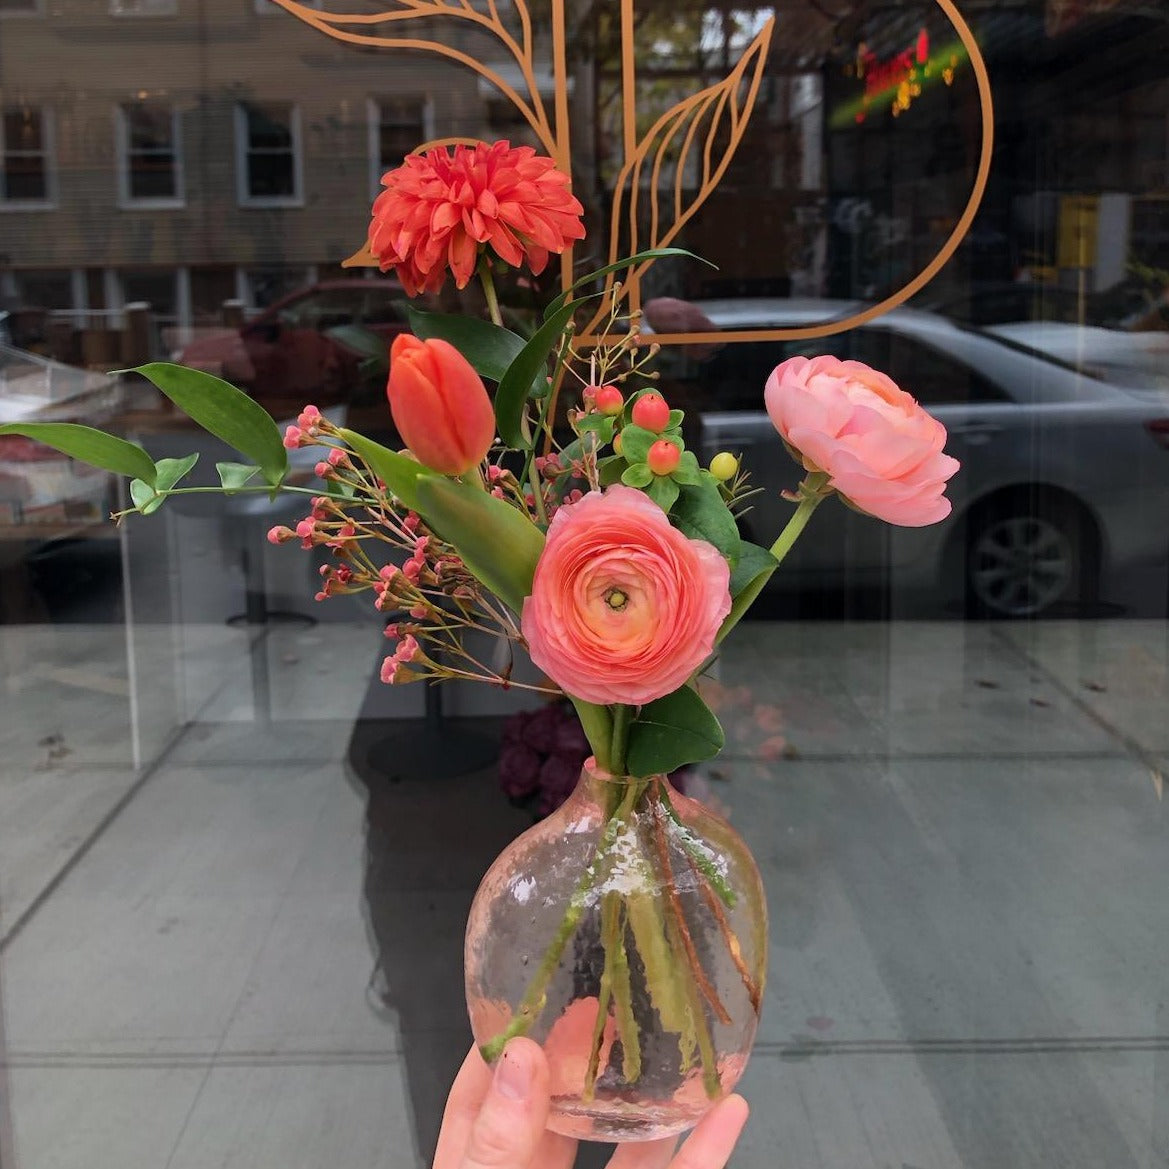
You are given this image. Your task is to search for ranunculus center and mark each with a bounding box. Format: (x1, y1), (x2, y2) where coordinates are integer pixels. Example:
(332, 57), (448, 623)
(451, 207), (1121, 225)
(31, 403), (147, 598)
(604, 587), (628, 611)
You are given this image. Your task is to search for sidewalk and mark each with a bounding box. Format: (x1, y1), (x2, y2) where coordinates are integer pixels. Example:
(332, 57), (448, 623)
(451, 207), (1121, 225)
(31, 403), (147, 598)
(1, 619), (1166, 1167)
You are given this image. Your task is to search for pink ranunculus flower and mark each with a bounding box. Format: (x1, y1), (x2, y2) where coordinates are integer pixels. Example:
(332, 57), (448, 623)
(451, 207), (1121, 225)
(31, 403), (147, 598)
(521, 486), (732, 707)
(765, 355), (960, 527)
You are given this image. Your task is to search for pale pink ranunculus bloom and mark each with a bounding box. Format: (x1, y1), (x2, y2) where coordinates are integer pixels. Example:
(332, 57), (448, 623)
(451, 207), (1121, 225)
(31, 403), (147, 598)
(764, 355), (960, 527)
(521, 487), (731, 707)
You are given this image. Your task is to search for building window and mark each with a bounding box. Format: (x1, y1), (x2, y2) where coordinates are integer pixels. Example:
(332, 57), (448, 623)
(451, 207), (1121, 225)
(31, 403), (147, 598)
(0, 107), (53, 207)
(117, 104), (182, 206)
(368, 96), (429, 195)
(235, 102), (302, 207)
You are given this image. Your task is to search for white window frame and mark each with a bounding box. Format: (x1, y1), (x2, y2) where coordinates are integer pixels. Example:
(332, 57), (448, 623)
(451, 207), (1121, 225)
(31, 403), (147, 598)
(235, 102), (304, 209)
(365, 95), (433, 198)
(115, 103), (184, 210)
(0, 105), (56, 210)
(109, 0), (178, 17)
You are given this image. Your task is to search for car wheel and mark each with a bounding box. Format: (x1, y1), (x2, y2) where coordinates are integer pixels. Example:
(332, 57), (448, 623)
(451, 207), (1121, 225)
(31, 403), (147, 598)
(965, 497), (1097, 618)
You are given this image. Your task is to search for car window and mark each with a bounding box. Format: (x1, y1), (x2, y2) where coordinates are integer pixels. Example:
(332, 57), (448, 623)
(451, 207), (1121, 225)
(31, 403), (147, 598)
(278, 288), (366, 330)
(361, 288), (405, 326)
(851, 328), (1008, 405)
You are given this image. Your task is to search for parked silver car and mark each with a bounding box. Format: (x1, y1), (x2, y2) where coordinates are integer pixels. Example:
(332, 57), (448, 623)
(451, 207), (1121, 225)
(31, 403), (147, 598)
(654, 299), (1169, 617)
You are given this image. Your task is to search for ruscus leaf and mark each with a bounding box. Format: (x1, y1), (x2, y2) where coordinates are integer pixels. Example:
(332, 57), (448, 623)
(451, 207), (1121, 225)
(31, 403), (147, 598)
(672, 480), (741, 566)
(123, 363), (288, 486)
(216, 462), (261, 493)
(0, 422), (156, 485)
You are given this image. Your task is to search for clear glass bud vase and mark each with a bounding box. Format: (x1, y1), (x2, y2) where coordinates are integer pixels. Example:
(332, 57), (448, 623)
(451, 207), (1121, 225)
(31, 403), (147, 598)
(465, 759), (768, 1142)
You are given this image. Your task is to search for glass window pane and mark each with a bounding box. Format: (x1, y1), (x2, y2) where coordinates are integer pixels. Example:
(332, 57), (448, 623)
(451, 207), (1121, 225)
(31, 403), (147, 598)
(245, 102), (293, 150)
(247, 150), (293, 197)
(3, 156), (45, 200)
(125, 104), (173, 151)
(4, 108), (42, 151)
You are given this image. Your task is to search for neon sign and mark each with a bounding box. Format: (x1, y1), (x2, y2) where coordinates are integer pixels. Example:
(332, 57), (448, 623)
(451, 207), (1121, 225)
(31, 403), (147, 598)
(837, 28), (965, 126)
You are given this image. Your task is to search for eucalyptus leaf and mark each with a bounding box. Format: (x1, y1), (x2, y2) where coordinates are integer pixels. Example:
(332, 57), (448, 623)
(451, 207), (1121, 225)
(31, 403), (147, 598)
(124, 363), (287, 486)
(625, 684), (725, 777)
(406, 309), (528, 383)
(645, 475), (680, 513)
(216, 461), (261, 493)
(0, 422), (156, 485)
(672, 479), (741, 566)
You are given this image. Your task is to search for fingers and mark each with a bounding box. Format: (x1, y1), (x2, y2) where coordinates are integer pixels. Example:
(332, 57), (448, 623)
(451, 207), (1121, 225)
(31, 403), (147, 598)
(433, 1046), (494, 1169)
(606, 1135), (679, 1169)
(669, 1096), (750, 1169)
(459, 1038), (552, 1169)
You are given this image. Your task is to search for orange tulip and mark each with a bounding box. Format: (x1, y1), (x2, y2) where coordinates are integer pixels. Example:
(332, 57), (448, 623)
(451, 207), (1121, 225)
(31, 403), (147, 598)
(387, 334), (496, 476)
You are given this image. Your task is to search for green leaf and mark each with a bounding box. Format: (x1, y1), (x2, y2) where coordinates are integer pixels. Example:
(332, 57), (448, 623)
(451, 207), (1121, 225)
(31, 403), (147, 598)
(719, 540), (780, 644)
(672, 479), (741, 566)
(667, 409), (685, 430)
(598, 456), (627, 487)
(625, 684), (725, 777)
(577, 414), (617, 446)
(216, 461), (261, 493)
(154, 453), (199, 492)
(124, 363), (288, 487)
(670, 451), (702, 486)
(0, 422), (156, 485)
(414, 476), (544, 615)
(621, 463), (653, 488)
(615, 424), (657, 464)
(545, 248), (712, 319)
(129, 478), (163, 514)
(406, 309), (528, 383)
(729, 540), (778, 598)
(338, 429), (430, 513)
(645, 475), (680, 512)
(494, 299), (582, 448)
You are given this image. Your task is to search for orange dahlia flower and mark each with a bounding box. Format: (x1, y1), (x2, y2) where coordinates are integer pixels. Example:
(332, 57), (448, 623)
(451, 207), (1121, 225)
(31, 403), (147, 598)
(368, 140), (585, 296)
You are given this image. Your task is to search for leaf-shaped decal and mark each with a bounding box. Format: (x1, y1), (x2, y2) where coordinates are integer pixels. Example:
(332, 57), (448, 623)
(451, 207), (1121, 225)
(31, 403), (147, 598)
(583, 19), (774, 337)
(269, 0), (558, 161)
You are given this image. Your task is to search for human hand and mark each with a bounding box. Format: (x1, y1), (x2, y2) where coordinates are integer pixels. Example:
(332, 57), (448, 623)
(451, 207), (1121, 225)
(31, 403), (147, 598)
(433, 1039), (749, 1169)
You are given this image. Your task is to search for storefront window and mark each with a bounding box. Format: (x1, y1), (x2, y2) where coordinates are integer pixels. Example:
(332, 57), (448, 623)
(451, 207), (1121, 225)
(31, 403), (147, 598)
(1, 2), (1167, 1166)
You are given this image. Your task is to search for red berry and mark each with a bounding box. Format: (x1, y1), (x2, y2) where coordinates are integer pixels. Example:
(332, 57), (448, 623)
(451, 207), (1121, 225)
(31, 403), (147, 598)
(631, 392), (670, 433)
(647, 440), (681, 476)
(594, 385), (624, 416)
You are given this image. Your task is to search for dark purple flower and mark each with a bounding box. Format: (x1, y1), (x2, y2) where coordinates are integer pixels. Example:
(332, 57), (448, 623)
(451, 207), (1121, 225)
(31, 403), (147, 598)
(536, 753), (580, 817)
(522, 702), (562, 754)
(553, 715), (590, 759)
(499, 742), (542, 798)
(502, 708), (534, 746)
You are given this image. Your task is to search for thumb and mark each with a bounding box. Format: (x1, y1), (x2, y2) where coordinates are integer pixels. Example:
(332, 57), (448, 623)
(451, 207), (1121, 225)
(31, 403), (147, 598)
(460, 1038), (551, 1169)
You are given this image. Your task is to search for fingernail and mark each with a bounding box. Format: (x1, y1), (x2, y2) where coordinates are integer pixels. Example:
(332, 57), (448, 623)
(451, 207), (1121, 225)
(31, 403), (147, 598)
(494, 1044), (532, 1102)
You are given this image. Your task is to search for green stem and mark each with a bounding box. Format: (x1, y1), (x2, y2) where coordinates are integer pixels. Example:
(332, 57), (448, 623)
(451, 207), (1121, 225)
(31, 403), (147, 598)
(717, 470), (830, 645)
(479, 258), (503, 328)
(609, 704), (632, 776)
(572, 698), (613, 773)
(660, 789), (736, 909)
(479, 778), (648, 1063)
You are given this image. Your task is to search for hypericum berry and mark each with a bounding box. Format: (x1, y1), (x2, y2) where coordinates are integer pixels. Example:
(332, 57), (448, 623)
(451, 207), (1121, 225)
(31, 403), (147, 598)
(594, 385), (624, 416)
(647, 440), (681, 476)
(613, 432), (624, 455)
(631, 392), (670, 433)
(710, 451), (739, 481)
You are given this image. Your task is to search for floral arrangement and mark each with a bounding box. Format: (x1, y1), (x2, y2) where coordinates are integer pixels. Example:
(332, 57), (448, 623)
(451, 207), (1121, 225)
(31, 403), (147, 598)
(0, 139), (959, 1139)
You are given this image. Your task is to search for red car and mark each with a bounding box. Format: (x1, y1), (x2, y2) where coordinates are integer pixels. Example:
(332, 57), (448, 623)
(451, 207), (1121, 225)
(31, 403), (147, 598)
(176, 279), (408, 417)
